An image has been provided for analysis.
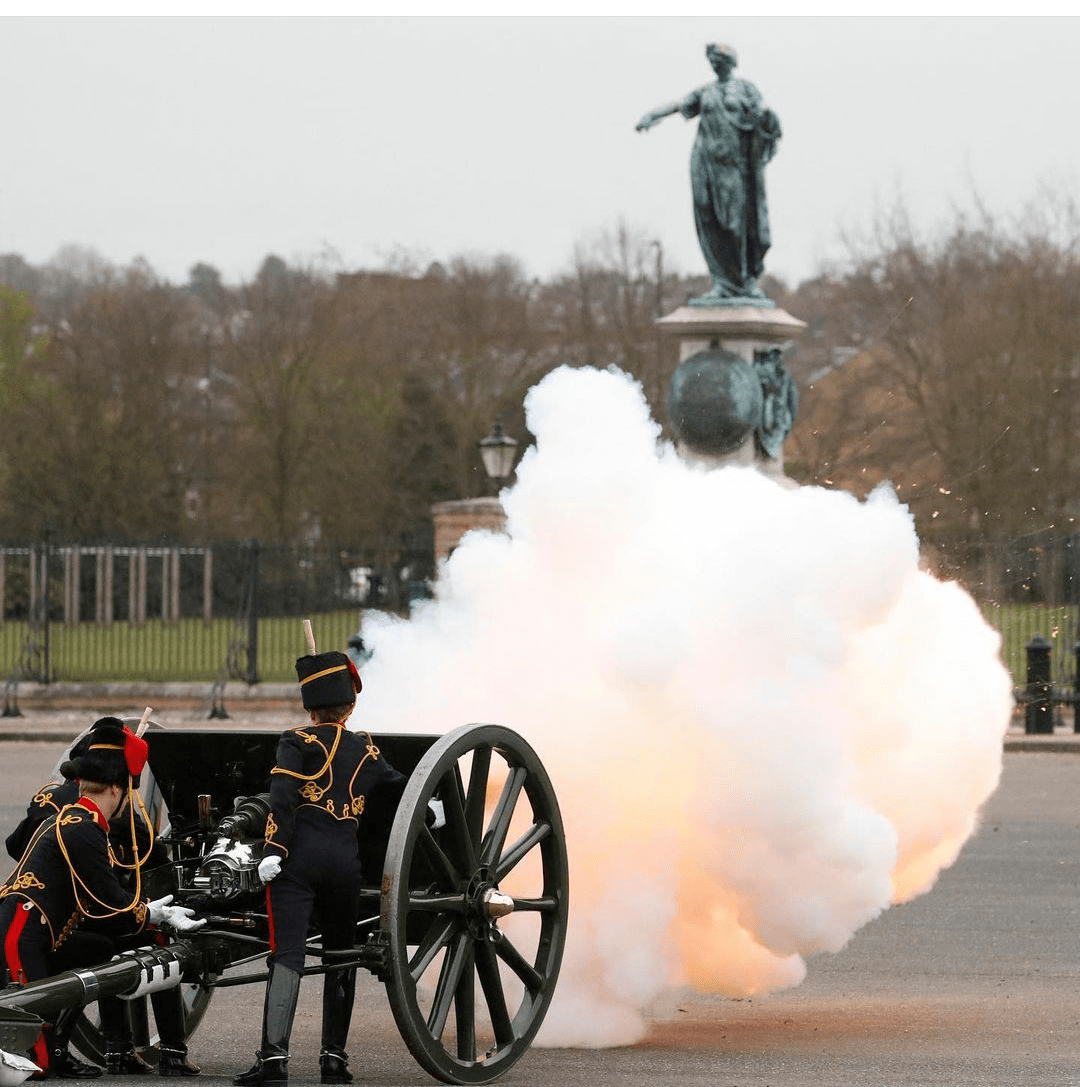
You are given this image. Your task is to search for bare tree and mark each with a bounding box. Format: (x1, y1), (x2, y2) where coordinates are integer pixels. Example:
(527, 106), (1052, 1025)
(29, 262), (203, 540)
(787, 193), (1080, 543)
(215, 256), (342, 543)
(541, 221), (678, 408)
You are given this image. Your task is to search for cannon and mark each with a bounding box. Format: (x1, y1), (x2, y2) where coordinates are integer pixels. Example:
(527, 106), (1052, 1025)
(0, 720), (569, 1086)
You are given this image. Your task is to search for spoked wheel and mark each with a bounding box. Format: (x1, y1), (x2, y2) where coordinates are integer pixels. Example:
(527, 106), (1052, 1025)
(381, 724), (569, 1085)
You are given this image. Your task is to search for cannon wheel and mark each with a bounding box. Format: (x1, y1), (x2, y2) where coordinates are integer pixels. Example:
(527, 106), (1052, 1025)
(70, 978), (215, 1064)
(381, 723), (568, 1085)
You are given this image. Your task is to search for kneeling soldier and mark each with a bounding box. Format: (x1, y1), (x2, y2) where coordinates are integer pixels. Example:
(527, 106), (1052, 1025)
(5, 716), (202, 1077)
(0, 719), (204, 1078)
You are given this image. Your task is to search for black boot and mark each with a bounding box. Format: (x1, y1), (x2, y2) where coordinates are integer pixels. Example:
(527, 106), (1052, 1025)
(233, 1054), (288, 1087)
(105, 1050), (156, 1075)
(43, 1052), (103, 1080)
(152, 988), (200, 1076)
(40, 1008), (102, 1079)
(100, 994), (155, 1074)
(159, 1046), (201, 1077)
(233, 963), (301, 1087)
(319, 1054), (351, 1084)
(319, 966), (356, 1084)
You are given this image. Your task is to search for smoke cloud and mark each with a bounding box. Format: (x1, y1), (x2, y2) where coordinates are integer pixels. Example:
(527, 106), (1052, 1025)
(357, 364), (1013, 1047)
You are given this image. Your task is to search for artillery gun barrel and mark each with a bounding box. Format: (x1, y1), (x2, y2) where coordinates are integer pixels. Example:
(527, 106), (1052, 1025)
(0, 939), (202, 1022)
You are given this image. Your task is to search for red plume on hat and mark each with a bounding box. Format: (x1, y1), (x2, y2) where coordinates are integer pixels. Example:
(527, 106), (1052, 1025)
(123, 729), (148, 777)
(346, 657), (362, 694)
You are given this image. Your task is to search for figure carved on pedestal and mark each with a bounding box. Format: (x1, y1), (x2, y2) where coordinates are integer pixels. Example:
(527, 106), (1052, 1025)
(636, 43), (781, 306)
(753, 347), (798, 459)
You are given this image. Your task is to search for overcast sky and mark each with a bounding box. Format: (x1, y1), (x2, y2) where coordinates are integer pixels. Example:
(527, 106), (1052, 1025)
(1, 15), (1077, 288)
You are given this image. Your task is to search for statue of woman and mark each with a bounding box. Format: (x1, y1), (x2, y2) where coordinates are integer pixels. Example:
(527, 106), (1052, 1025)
(637, 43), (781, 304)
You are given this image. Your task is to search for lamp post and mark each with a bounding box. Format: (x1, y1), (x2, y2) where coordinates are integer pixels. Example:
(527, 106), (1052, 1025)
(433, 421), (518, 565)
(478, 420), (518, 493)
(650, 239), (664, 382)
(650, 238), (663, 318)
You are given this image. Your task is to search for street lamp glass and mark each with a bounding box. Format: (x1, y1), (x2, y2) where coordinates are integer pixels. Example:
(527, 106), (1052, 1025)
(479, 421), (518, 481)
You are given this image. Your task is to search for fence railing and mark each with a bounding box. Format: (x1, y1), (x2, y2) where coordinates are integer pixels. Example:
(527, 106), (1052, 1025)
(933, 533), (1080, 704)
(1, 538), (433, 688)
(6, 532), (1080, 708)
(981, 603), (1079, 691)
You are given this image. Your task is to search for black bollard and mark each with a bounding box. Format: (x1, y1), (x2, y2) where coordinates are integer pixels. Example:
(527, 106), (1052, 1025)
(207, 677), (230, 720)
(2, 678), (22, 718)
(1025, 633), (1054, 735)
(1074, 643), (1080, 734)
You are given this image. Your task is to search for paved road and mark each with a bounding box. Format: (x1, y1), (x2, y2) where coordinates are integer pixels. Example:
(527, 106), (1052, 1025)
(0, 728), (1078, 1086)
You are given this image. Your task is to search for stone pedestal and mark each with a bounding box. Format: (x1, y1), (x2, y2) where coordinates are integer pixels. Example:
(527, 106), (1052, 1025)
(431, 497), (506, 564)
(657, 303), (806, 483)
(657, 304), (806, 364)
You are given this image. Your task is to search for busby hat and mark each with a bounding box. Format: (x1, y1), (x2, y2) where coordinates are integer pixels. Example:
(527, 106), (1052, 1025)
(61, 717), (148, 787)
(296, 650), (362, 710)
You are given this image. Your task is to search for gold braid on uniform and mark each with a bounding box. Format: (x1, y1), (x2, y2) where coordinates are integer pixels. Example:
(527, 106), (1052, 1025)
(33, 785), (64, 811)
(55, 799), (145, 922)
(270, 721), (345, 785)
(345, 732), (381, 814)
(109, 784), (155, 872)
(0, 817), (56, 896)
(270, 722), (378, 826)
(7, 872), (45, 892)
(299, 780), (324, 802)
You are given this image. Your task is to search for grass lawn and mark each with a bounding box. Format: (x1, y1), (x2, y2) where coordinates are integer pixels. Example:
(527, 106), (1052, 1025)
(0, 610), (366, 683)
(2, 603), (1074, 694)
(982, 603), (1078, 690)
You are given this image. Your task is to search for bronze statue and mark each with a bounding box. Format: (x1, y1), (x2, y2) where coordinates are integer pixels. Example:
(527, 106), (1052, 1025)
(637, 43), (781, 305)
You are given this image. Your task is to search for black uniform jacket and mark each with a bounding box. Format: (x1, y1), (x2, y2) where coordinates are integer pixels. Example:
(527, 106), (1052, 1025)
(5, 779), (77, 862)
(263, 722), (406, 861)
(5, 778), (163, 872)
(0, 797), (150, 950)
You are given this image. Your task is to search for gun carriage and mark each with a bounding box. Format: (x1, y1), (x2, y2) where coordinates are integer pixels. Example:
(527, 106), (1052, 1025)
(0, 721), (569, 1086)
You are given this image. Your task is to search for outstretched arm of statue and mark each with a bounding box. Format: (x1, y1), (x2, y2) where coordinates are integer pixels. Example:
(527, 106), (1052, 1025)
(635, 101), (681, 131)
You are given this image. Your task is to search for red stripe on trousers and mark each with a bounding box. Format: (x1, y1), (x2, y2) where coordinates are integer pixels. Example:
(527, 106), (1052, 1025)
(4, 904), (48, 1072)
(3, 902), (30, 984)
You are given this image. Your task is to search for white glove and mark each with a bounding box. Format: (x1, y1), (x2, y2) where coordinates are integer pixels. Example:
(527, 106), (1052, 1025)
(427, 798), (446, 830)
(258, 854), (282, 883)
(147, 895), (206, 932)
(159, 904), (206, 933)
(146, 895), (174, 925)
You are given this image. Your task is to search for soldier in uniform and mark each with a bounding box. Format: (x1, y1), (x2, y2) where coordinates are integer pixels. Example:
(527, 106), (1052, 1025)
(5, 717), (202, 1077)
(234, 650), (409, 1087)
(0, 719), (204, 1078)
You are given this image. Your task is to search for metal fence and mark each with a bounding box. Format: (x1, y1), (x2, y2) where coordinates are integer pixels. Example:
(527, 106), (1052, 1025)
(928, 534), (1080, 694)
(6, 531), (1080, 706)
(0, 538), (434, 689)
